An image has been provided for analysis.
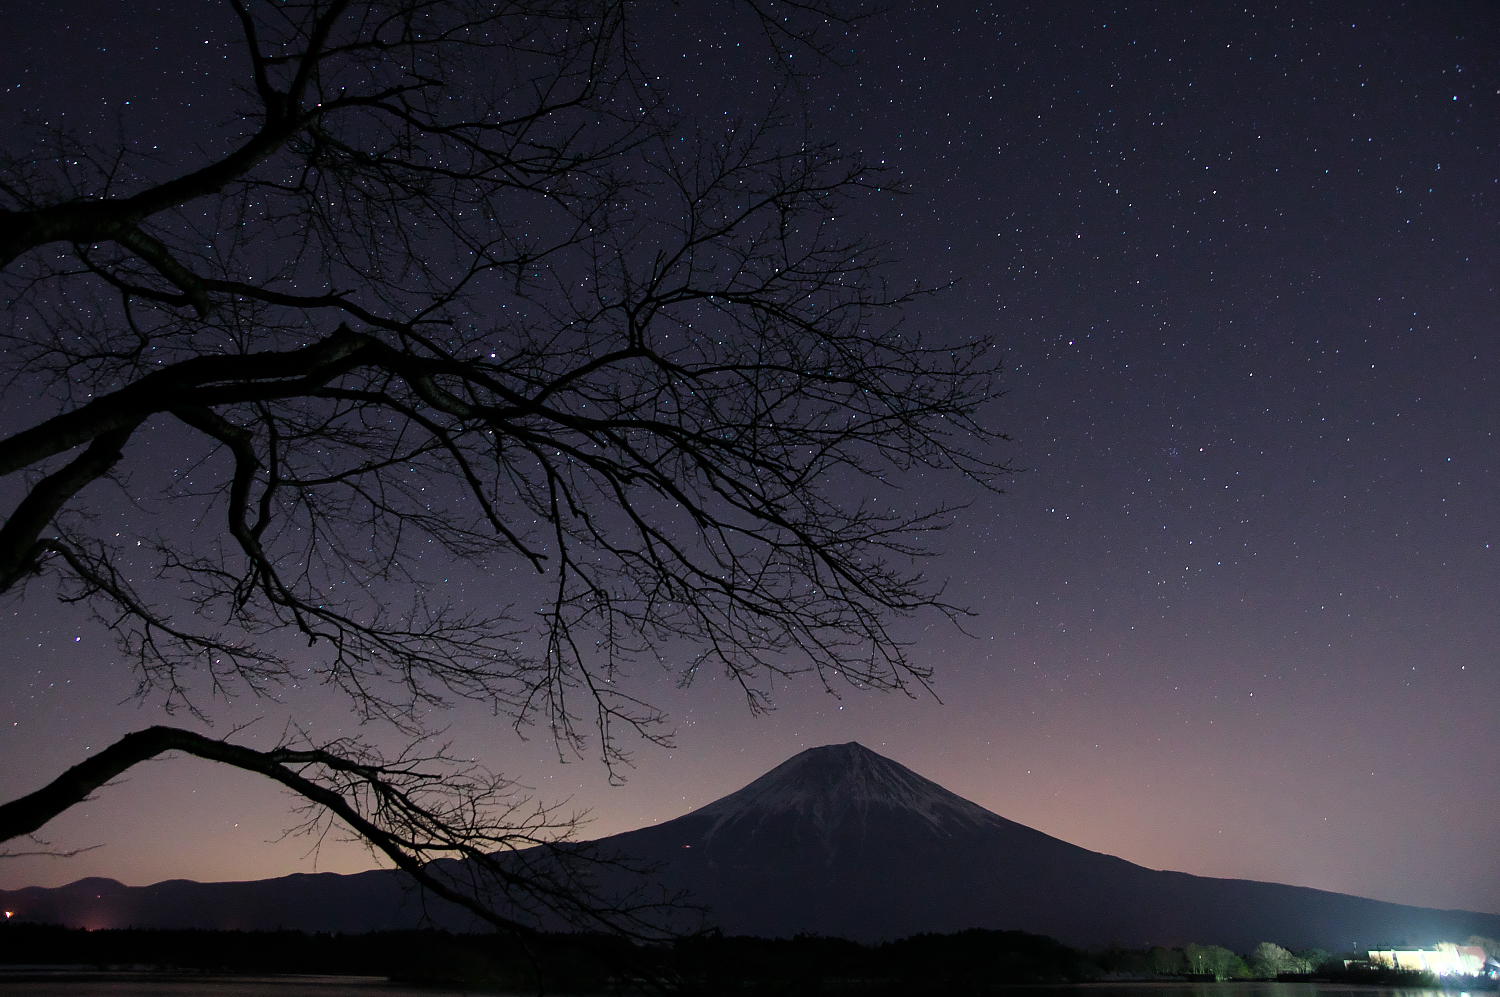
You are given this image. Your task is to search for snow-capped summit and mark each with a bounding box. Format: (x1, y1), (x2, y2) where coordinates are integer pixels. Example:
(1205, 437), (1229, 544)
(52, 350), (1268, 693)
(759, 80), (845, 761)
(687, 742), (1001, 842)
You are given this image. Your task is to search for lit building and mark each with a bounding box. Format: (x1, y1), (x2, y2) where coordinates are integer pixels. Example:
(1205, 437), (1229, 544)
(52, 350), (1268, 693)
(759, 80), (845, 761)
(1367, 943), (1487, 976)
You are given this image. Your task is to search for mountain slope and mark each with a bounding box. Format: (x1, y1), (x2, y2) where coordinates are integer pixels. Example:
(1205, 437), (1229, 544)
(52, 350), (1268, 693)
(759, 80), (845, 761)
(3, 742), (1496, 951)
(583, 743), (1500, 949)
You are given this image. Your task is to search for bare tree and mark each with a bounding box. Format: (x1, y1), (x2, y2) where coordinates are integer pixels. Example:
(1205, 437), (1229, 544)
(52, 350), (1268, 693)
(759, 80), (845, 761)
(0, 0), (1006, 935)
(0, 725), (679, 937)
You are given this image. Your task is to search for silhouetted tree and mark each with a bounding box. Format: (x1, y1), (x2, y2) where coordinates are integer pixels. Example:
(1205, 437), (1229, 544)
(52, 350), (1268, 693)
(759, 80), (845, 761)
(1147, 945), (1188, 976)
(0, 0), (1005, 937)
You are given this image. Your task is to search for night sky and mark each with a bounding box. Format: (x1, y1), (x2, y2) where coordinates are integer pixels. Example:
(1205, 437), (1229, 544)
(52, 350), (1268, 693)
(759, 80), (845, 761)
(3, 2), (1498, 921)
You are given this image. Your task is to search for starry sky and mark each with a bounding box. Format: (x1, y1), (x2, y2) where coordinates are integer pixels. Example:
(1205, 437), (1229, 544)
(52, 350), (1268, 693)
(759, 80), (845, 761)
(3, 2), (1498, 922)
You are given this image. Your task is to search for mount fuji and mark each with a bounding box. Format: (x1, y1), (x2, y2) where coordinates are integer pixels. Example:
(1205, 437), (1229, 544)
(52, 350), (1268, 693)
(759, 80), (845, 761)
(584, 742), (1500, 949)
(4, 742), (1497, 951)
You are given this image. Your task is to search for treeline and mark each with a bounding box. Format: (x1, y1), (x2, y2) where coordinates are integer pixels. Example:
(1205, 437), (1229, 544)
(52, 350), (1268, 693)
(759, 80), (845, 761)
(0, 922), (1493, 994)
(1093, 939), (1331, 980)
(671, 929), (1096, 993)
(0, 923), (1090, 992)
(1096, 936), (1499, 985)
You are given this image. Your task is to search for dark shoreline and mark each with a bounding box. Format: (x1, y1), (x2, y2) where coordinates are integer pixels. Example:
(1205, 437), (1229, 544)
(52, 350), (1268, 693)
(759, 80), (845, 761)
(0, 923), (1493, 995)
(0, 967), (1494, 996)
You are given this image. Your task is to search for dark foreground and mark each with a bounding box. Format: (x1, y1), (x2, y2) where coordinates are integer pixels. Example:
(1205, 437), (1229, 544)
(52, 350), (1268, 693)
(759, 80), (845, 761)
(0, 923), (1490, 994)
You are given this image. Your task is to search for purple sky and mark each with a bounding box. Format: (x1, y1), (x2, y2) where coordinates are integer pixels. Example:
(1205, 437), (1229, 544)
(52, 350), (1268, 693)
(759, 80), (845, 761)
(2, 2), (1498, 921)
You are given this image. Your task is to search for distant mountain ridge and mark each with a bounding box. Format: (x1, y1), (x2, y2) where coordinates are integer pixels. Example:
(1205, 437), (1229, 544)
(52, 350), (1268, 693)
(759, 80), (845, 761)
(4, 742), (1497, 951)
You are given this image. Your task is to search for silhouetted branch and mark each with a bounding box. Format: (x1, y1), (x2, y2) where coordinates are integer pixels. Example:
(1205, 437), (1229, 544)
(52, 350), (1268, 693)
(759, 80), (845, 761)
(0, 0), (1008, 939)
(0, 725), (675, 938)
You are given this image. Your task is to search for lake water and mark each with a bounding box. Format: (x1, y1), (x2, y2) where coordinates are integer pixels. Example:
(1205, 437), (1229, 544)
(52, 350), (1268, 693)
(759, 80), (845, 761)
(1017, 987), (1469, 997)
(0, 973), (478, 995)
(0, 978), (1476, 996)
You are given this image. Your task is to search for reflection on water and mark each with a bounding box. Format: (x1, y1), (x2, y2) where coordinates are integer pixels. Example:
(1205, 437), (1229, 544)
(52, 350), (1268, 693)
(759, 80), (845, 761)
(0, 973), (481, 996)
(0, 978), (1474, 997)
(1009, 985), (1459, 997)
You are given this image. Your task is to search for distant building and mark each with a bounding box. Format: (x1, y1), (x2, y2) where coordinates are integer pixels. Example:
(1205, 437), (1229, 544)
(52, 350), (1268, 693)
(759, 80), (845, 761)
(1367, 943), (1486, 976)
